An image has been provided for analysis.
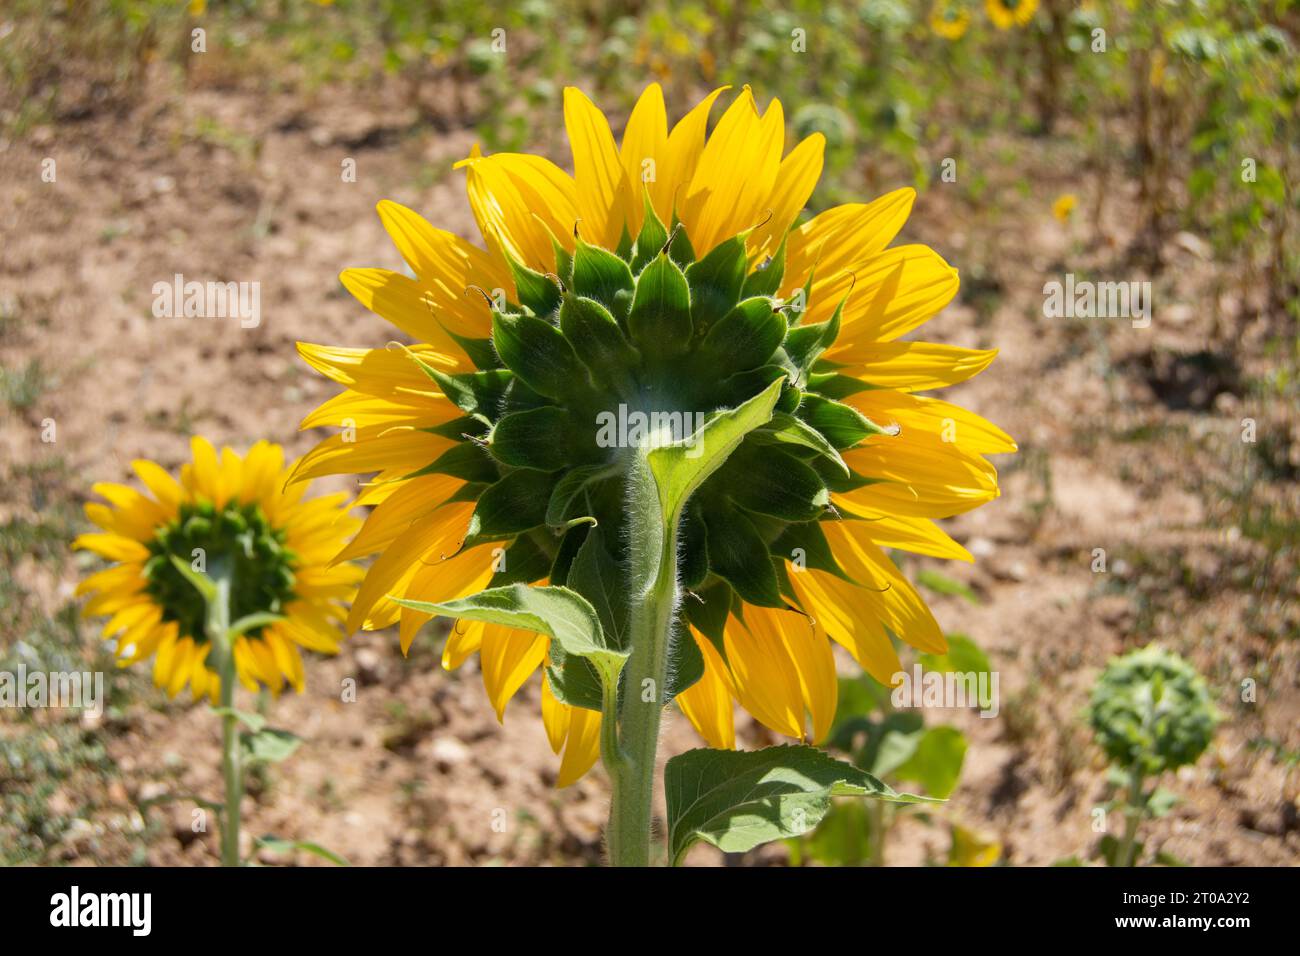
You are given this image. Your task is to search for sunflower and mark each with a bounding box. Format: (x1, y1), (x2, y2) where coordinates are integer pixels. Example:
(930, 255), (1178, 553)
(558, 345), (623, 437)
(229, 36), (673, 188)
(1052, 192), (1078, 223)
(929, 2), (971, 40)
(75, 437), (362, 701)
(296, 84), (1014, 785)
(986, 0), (1038, 30)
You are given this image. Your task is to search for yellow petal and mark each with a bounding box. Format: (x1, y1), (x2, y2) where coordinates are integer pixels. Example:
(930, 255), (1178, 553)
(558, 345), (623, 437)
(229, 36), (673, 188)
(73, 533), (150, 563)
(791, 570), (903, 686)
(564, 86), (631, 250)
(346, 501), (473, 634)
(749, 605), (838, 744)
(748, 132), (825, 260)
(396, 543), (495, 652)
(460, 149), (578, 273)
(289, 426), (449, 484)
(480, 625), (548, 721)
(835, 341), (998, 391)
(556, 701), (602, 788)
(847, 391), (1017, 456)
(810, 536), (947, 655)
(541, 674), (569, 754)
(827, 513), (973, 563)
(782, 188), (916, 309)
(442, 619), (484, 671)
(333, 472), (464, 563)
(681, 88), (782, 256)
(724, 610), (805, 739)
(826, 245), (960, 345)
(131, 459), (185, 512)
(661, 86), (728, 223)
(675, 629), (736, 749)
(619, 82), (668, 236)
(296, 342), (452, 402)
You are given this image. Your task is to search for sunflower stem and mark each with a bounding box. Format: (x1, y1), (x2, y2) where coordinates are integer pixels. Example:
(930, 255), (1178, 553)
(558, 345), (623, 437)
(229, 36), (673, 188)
(606, 452), (680, 867)
(206, 562), (242, 867)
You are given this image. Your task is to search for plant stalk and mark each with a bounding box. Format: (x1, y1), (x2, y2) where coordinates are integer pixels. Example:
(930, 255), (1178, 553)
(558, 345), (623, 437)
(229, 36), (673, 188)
(1115, 768), (1146, 868)
(207, 565), (242, 867)
(605, 453), (680, 867)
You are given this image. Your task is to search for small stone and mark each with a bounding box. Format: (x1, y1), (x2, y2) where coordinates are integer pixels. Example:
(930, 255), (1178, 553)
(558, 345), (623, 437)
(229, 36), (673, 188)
(354, 647), (383, 686)
(429, 737), (471, 770)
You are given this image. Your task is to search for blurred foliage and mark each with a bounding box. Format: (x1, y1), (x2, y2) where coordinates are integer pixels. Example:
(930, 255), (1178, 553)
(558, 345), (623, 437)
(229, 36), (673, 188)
(3, 1), (1296, 313)
(1087, 644), (1220, 777)
(1083, 644), (1220, 866)
(785, 633), (997, 866)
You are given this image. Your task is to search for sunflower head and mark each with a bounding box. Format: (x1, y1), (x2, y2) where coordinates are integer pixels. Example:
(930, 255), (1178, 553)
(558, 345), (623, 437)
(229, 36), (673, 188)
(76, 438), (362, 701)
(296, 84), (1014, 783)
(986, 0), (1038, 30)
(930, 2), (972, 40)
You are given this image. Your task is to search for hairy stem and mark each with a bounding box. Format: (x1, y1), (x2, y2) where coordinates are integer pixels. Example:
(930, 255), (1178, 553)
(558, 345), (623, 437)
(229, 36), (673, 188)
(207, 565), (242, 867)
(605, 453), (680, 867)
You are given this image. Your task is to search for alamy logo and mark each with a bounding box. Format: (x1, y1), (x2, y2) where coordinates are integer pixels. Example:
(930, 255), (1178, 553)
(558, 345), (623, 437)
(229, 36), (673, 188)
(152, 273), (261, 328)
(0, 666), (103, 717)
(1043, 273), (1151, 328)
(890, 665), (1000, 718)
(595, 405), (707, 458)
(50, 886), (151, 936)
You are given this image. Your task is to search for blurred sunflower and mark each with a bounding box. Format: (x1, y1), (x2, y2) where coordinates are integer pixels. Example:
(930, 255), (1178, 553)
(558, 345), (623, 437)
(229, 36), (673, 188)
(296, 84), (1013, 784)
(76, 438), (362, 701)
(1052, 192), (1078, 223)
(929, 3), (971, 40)
(986, 0), (1037, 30)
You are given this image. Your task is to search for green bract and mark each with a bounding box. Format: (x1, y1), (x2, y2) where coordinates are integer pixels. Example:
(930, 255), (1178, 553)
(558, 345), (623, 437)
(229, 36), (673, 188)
(1086, 645), (1221, 776)
(406, 201), (886, 702)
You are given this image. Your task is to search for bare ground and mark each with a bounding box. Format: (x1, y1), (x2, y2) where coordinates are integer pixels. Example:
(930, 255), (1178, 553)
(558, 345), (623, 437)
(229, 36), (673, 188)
(1, 66), (1297, 867)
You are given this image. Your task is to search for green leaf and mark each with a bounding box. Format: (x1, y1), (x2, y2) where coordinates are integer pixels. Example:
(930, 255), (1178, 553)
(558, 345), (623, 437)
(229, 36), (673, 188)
(797, 394), (894, 448)
(682, 580), (733, 649)
(750, 412), (849, 477)
(167, 554), (217, 603)
(701, 499), (785, 607)
(254, 836), (350, 866)
(666, 626), (704, 702)
(915, 569), (981, 606)
(572, 240), (635, 321)
(699, 297), (787, 375)
(506, 258), (562, 318)
(664, 744), (931, 864)
(801, 799), (873, 867)
(713, 444), (828, 522)
(565, 527), (627, 651)
(741, 237), (786, 299)
(769, 521), (853, 581)
(421, 367), (513, 420)
(241, 727), (302, 764)
(782, 294), (845, 381)
(891, 726), (968, 799)
(487, 535), (552, 588)
(645, 376), (784, 523)
(545, 462), (619, 529)
(136, 792), (224, 814)
(492, 312), (585, 401)
(465, 469), (559, 541)
(558, 294), (640, 387)
(919, 633), (991, 675)
(628, 252), (692, 358)
(227, 612), (285, 638)
(630, 192), (669, 274)
(210, 706), (267, 733)
(489, 407), (575, 471)
(416, 441), (499, 484)
(389, 583), (627, 689)
(685, 234), (748, 334)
